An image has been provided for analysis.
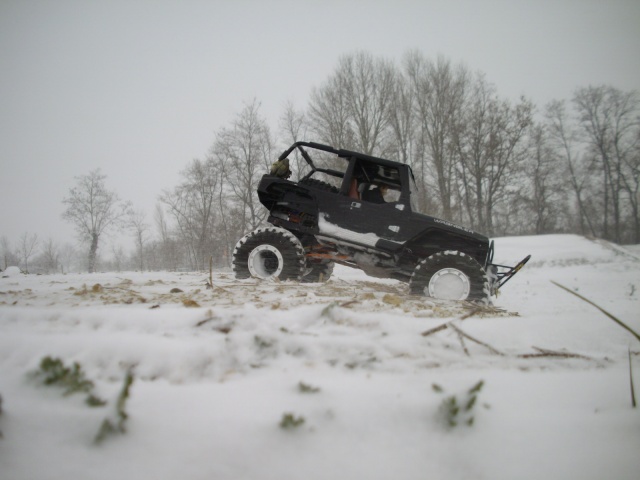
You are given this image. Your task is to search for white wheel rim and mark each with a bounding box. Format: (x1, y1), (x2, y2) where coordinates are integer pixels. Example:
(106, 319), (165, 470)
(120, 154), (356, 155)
(248, 245), (284, 279)
(428, 267), (470, 300)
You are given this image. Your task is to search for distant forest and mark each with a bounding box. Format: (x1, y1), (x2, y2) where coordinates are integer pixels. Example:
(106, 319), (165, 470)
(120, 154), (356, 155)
(3, 51), (639, 273)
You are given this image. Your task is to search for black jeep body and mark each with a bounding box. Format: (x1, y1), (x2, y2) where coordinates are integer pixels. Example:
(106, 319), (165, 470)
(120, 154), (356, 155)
(233, 141), (529, 302)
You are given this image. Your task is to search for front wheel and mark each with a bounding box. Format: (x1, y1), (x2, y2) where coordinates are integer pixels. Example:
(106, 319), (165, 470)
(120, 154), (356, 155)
(409, 251), (490, 303)
(232, 227), (306, 281)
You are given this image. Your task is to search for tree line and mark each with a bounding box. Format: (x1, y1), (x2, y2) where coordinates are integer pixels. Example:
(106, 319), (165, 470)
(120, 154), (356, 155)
(3, 50), (638, 273)
(303, 51), (639, 244)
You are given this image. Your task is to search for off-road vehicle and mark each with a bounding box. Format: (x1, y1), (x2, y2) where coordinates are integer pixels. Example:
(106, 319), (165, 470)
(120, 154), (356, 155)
(232, 141), (530, 303)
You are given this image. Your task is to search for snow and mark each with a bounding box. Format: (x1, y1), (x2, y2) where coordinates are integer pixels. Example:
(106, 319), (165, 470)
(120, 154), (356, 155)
(1, 234), (639, 480)
(318, 212), (384, 248)
(1, 266), (20, 278)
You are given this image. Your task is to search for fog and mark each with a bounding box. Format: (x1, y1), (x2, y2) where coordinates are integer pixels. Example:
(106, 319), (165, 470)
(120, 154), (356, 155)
(1, 0), (639, 253)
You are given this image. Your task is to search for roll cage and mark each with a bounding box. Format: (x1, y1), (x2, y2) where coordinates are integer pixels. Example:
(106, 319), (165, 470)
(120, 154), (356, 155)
(279, 141), (415, 205)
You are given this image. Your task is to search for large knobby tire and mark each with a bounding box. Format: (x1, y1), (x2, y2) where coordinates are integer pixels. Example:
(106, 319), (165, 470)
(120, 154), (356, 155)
(409, 251), (490, 303)
(301, 260), (334, 283)
(233, 227), (306, 281)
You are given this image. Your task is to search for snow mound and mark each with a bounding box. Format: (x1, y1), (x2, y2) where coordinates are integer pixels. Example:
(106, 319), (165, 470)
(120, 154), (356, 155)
(1, 266), (21, 277)
(494, 234), (640, 267)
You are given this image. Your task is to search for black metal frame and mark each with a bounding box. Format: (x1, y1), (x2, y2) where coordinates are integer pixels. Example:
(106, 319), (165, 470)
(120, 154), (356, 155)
(490, 255), (532, 290)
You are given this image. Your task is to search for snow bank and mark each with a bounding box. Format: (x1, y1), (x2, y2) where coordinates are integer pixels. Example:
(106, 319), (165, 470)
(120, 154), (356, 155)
(1, 266), (20, 277)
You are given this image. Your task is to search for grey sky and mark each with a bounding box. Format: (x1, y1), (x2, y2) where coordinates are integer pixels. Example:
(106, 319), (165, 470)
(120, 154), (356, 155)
(1, 0), (639, 252)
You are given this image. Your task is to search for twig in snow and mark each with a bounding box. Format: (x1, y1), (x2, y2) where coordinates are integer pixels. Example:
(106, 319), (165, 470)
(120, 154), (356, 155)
(205, 279), (230, 295)
(447, 323), (505, 356)
(518, 346), (592, 360)
(421, 323), (449, 337)
(460, 306), (483, 320)
(195, 316), (215, 327)
(195, 309), (217, 327)
(421, 307), (480, 337)
(339, 299), (359, 308)
(203, 256), (232, 294)
(450, 324), (470, 356)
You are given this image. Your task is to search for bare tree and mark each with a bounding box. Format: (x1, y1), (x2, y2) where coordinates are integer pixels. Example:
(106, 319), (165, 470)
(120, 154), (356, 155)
(62, 169), (132, 272)
(404, 52), (469, 220)
(40, 238), (60, 274)
(545, 100), (598, 236)
(279, 100), (310, 179)
(110, 244), (125, 272)
(625, 132), (640, 242)
(213, 157), (236, 267)
(455, 76), (533, 235)
(0, 236), (17, 270)
(160, 158), (221, 270)
(129, 209), (150, 271)
(308, 51), (395, 155)
(211, 99), (274, 234)
(17, 232), (39, 273)
(573, 86), (640, 242)
(155, 203), (170, 244)
(340, 51), (396, 155)
(58, 243), (77, 274)
(519, 124), (566, 234)
(387, 65), (416, 166)
(159, 101), (271, 272)
(155, 204), (185, 270)
(153, 204), (180, 270)
(308, 72), (355, 149)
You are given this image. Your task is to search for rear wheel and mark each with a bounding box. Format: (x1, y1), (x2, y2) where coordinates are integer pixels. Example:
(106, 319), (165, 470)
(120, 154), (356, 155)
(232, 227), (306, 280)
(409, 251), (490, 303)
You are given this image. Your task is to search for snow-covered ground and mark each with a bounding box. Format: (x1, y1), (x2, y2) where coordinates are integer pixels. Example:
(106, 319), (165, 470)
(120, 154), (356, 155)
(1, 234), (639, 480)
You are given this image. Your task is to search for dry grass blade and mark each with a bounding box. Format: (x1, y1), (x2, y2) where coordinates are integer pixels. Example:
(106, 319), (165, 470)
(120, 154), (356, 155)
(449, 324), (470, 356)
(421, 323), (449, 337)
(421, 306), (481, 337)
(448, 323), (505, 356)
(552, 281), (640, 343)
(195, 315), (215, 327)
(519, 346), (592, 360)
(339, 299), (359, 308)
(460, 306), (483, 320)
(630, 348), (637, 408)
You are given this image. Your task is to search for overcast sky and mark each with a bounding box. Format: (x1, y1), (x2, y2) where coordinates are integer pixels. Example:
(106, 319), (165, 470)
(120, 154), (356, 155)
(1, 0), (639, 253)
